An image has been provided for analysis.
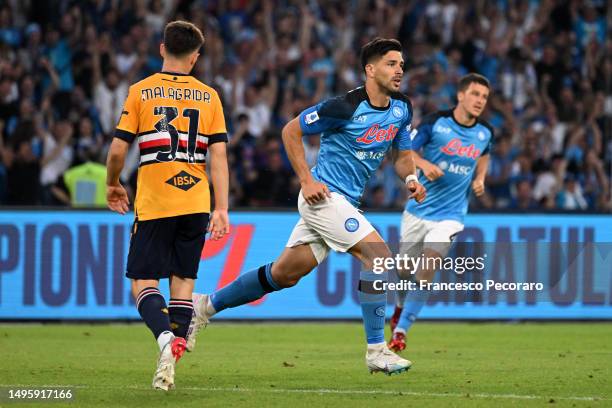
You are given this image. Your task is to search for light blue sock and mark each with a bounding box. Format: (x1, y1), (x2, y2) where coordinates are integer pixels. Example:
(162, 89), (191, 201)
(210, 263), (279, 313)
(395, 288), (429, 334)
(358, 270), (386, 344)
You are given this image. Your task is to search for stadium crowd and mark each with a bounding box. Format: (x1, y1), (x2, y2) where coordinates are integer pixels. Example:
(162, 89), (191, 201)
(0, 0), (609, 211)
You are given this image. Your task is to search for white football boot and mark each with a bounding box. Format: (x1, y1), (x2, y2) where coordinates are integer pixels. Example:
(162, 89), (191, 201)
(366, 343), (412, 375)
(185, 293), (212, 352)
(152, 336), (186, 390)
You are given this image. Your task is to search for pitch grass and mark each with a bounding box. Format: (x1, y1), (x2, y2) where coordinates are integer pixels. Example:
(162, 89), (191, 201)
(0, 322), (610, 407)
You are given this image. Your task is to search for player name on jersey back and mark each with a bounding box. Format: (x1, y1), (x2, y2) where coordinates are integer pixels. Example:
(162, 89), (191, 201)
(140, 86), (211, 102)
(115, 72), (228, 221)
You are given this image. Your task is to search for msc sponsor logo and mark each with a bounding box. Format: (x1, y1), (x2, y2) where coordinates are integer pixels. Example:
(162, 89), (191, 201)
(438, 160), (471, 175)
(440, 138), (481, 159)
(448, 163), (471, 175)
(356, 124), (398, 144)
(355, 151), (385, 160)
(166, 170), (201, 191)
(435, 125), (452, 133)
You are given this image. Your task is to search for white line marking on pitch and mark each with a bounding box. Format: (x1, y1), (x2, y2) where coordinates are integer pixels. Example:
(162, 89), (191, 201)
(0, 384), (606, 401)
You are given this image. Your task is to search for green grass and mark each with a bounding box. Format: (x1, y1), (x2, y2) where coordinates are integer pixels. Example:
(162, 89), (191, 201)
(0, 322), (610, 407)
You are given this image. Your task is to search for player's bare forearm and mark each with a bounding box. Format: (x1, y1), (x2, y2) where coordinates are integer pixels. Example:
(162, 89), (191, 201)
(106, 138), (129, 186)
(283, 117), (330, 204)
(393, 150), (417, 180)
(395, 150), (426, 202)
(209, 142), (229, 210)
(282, 117), (314, 184)
(412, 152), (430, 170)
(474, 154), (489, 183)
(105, 137), (130, 214)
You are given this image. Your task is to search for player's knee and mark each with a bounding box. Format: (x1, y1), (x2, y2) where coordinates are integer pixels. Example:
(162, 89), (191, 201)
(278, 275), (301, 288)
(270, 264), (293, 288)
(272, 267), (303, 288)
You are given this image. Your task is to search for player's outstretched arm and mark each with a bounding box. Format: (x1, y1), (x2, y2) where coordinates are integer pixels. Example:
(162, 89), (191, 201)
(106, 138), (130, 214)
(472, 154), (489, 196)
(281, 117), (330, 205)
(394, 150), (426, 203)
(208, 141), (230, 240)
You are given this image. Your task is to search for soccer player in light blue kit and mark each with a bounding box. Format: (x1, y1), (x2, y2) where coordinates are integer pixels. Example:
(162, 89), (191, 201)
(188, 38), (426, 374)
(388, 73), (493, 352)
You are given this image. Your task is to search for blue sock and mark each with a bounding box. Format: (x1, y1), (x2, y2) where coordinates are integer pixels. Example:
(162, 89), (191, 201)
(210, 263), (279, 313)
(358, 271), (386, 345)
(395, 288), (429, 334)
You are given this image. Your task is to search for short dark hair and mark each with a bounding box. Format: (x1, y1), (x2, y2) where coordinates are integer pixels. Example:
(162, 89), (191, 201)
(458, 73), (490, 92)
(163, 21), (204, 57)
(360, 38), (402, 72)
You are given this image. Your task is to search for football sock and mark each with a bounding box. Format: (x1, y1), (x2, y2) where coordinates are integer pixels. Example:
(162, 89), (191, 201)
(168, 298), (193, 339)
(358, 270), (386, 345)
(210, 263), (279, 313)
(395, 288), (407, 308)
(136, 287), (172, 341)
(157, 331), (174, 351)
(394, 288), (429, 334)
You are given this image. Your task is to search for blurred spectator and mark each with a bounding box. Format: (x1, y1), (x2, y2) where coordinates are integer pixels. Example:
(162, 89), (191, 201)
(60, 157), (107, 207)
(1, 122), (40, 205)
(510, 178), (538, 210)
(556, 174), (588, 210)
(487, 135), (513, 207)
(39, 120), (73, 205)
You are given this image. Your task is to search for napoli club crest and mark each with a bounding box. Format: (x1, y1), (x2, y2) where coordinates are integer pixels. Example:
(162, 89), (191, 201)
(392, 106), (403, 118)
(345, 218), (360, 232)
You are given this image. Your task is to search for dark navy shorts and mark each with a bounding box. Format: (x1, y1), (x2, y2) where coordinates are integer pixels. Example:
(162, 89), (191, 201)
(126, 213), (209, 280)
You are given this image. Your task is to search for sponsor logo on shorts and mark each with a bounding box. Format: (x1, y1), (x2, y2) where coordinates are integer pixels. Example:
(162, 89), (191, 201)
(344, 218), (360, 232)
(166, 170), (201, 191)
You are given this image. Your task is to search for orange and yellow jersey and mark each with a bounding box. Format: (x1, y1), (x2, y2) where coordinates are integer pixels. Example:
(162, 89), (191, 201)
(114, 71), (227, 221)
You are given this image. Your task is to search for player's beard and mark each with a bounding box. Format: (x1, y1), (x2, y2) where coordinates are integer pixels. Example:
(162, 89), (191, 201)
(375, 76), (398, 95)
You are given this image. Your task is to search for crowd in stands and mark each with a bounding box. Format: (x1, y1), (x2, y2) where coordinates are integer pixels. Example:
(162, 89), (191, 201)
(0, 0), (609, 211)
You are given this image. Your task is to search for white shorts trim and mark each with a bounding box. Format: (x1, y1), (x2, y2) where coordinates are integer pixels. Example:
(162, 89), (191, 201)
(286, 192), (375, 263)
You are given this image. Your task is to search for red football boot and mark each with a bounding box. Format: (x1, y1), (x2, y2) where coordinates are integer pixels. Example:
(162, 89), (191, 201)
(390, 306), (403, 332)
(388, 331), (406, 353)
(171, 337), (187, 362)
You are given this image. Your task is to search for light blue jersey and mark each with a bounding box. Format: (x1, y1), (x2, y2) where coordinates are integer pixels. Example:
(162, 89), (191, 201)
(299, 87), (413, 207)
(406, 110), (494, 223)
